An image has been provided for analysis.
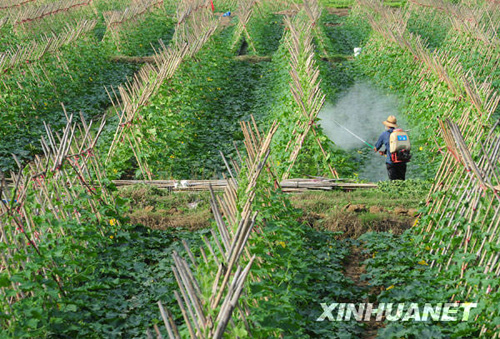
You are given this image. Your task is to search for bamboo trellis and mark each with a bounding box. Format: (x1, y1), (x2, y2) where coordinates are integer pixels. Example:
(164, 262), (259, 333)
(303, 0), (331, 58)
(0, 16), (8, 27)
(0, 19), (96, 75)
(156, 119), (279, 338)
(359, 1), (500, 335)
(422, 118), (500, 337)
(175, 0), (212, 30)
(172, 0), (219, 51)
(357, 0), (500, 167)
(359, 0), (496, 131)
(104, 0), (163, 28)
(0, 0), (36, 11)
(10, 0), (92, 26)
(106, 0), (219, 180)
(230, 0), (257, 53)
(406, 0), (500, 101)
(0, 113), (116, 325)
(103, 0), (164, 51)
(281, 14), (338, 180)
(408, 0), (500, 46)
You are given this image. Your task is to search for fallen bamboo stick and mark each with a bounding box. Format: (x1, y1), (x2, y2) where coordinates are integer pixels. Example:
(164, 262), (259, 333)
(111, 179), (378, 191)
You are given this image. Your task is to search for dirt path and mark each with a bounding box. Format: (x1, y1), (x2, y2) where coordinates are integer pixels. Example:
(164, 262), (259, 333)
(326, 8), (350, 16)
(343, 244), (383, 338)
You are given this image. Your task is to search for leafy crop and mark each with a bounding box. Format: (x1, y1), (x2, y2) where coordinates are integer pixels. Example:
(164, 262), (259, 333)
(0, 37), (137, 172)
(359, 231), (482, 338)
(2, 1), (499, 338)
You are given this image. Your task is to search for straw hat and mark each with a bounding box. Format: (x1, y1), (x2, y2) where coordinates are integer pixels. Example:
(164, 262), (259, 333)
(382, 115), (398, 128)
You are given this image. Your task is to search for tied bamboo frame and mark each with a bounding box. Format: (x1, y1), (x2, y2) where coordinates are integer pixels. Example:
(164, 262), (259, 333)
(155, 118), (279, 338)
(230, 0), (257, 53)
(281, 5), (339, 180)
(104, 0), (164, 29)
(408, 0), (500, 46)
(0, 0), (36, 11)
(426, 119), (500, 337)
(359, 0), (500, 335)
(0, 112), (116, 323)
(0, 19), (97, 76)
(10, 0), (93, 27)
(106, 0), (220, 180)
(103, 0), (165, 50)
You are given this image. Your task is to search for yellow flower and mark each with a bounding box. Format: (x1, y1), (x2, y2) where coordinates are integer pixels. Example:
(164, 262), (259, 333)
(113, 169), (118, 174)
(413, 218), (419, 227)
(207, 77), (213, 82)
(139, 44), (143, 47)
(277, 241), (286, 248)
(110, 235), (114, 239)
(386, 285), (394, 290)
(170, 155), (175, 159)
(419, 146), (423, 151)
(425, 245), (431, 251)
(89, 77), (93, 82)
(109, 219), (117, 226)
(418, 260), (428, 266)
(44, 102), (47, 106)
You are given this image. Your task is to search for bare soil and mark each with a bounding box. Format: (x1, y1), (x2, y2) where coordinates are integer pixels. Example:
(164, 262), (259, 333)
(128, 208), (211, 231)
(326, 8), (351, 16)
(299, 208), (414, 239)
(343, 246), (385, 338)
(118, 185), (212, 231)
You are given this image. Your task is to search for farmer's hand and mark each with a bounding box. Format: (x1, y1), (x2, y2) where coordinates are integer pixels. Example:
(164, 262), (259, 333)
(373, 147), (377, 152)
(379, 151), (385, 156)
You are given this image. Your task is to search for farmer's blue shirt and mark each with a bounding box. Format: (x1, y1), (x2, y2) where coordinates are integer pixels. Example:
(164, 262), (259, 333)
(375, 128), (394, 164)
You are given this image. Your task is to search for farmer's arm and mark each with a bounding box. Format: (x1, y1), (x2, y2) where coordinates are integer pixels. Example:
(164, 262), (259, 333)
(374, 133), (384, 151)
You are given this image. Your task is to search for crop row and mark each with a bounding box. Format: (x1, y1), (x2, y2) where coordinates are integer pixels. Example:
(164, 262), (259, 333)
(0, 19), (97, 74)
(0, 0), (36, 11)
(1, 1), (368, 337)
(0, 1), (226, 336)
(157, 2), (376, 337)
(105, 0), (225, 180)
(0, 0), (178, 172)
(352, 1), (500, 335)
(105, 0), (291, 180)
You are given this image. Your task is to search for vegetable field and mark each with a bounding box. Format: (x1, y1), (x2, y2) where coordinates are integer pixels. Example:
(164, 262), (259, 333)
(1, 0), (500, 338)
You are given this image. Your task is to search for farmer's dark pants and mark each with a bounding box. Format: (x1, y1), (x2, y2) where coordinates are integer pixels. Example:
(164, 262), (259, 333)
(386, 162), (407, 181)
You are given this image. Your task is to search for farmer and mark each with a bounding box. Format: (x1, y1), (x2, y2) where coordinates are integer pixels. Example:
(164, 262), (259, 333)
(374, 115), (407, 181)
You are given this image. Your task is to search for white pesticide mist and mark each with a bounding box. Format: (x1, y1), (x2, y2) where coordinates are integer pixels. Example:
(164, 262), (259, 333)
(318, 82), (403, 182)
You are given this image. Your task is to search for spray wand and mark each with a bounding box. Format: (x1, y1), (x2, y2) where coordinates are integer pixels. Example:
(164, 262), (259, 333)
(331, 119), (375, 149)
(330, 119), (387, 156)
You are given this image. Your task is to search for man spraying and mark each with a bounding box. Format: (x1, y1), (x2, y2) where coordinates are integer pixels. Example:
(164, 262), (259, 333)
(374, 115), (411, 181)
